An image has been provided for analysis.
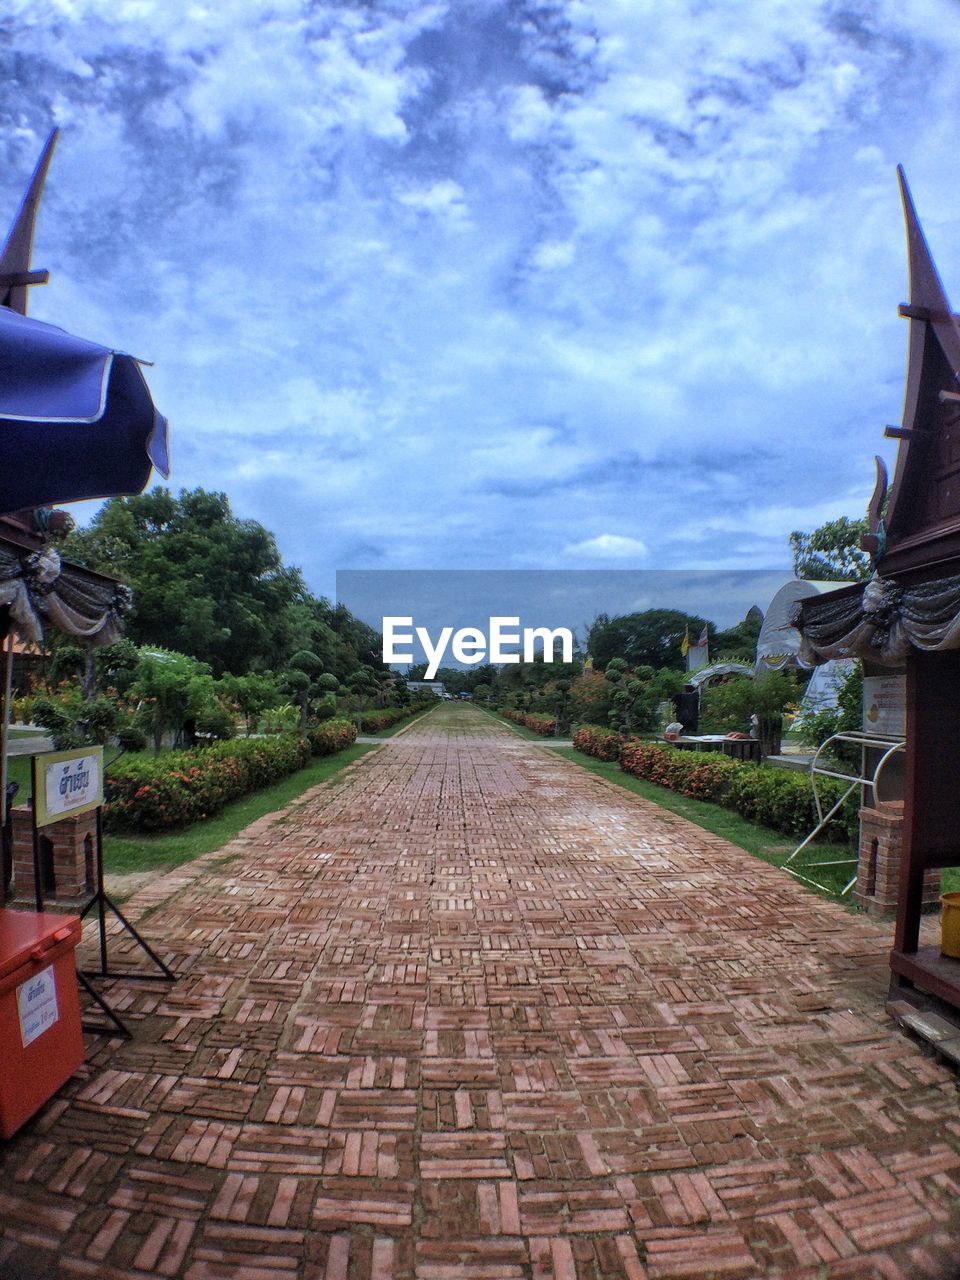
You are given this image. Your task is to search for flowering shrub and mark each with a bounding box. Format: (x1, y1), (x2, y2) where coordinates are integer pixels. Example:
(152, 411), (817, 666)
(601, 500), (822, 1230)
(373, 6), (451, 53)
(572, 724), (622, 761)
(359, 703), (430, 733)
(620, 741), (736, 801)
(105, 735), (311, 832)
(618, 741), (856, 843)
(308, 718), (358, 756)
(500, 709), (556, 736)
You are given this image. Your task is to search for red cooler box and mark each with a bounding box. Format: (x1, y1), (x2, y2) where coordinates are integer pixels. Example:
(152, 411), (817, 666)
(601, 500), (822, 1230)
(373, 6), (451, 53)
(0, 910), (84, 1139)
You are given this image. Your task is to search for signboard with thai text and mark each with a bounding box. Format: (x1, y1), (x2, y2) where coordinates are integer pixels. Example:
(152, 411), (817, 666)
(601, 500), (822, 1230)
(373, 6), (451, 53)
(863, 675), (906, 738)
(33, 747), (103, 828)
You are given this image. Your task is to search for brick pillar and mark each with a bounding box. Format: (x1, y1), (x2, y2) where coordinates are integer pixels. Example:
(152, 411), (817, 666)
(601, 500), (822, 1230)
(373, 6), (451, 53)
(11, 803), (97, 907)
(855, 801), (940, 916)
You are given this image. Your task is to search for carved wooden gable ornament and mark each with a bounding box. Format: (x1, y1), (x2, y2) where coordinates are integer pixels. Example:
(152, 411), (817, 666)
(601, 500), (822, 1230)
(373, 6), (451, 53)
(797, 171), (960, 667)
(881, 169), (960, 569)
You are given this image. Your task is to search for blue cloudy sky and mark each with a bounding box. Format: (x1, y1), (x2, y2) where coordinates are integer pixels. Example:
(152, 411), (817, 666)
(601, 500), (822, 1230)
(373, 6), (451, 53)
(4, 0), (960, 604)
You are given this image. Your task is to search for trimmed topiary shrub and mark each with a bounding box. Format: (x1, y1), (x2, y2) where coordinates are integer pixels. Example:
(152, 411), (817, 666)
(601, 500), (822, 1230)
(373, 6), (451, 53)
(308, 718), (358, 756)
(572, 725), (622, 761)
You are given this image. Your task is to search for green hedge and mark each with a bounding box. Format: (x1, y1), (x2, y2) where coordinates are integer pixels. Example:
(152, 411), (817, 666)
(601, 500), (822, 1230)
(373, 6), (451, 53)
(616, 741), (857, 843)
(572, 724), (622, 761)
(359, 703), (430, 733)
(500, 709), (556, 736)
(105, 735), (311, 832)
(308, 718), (359, 756)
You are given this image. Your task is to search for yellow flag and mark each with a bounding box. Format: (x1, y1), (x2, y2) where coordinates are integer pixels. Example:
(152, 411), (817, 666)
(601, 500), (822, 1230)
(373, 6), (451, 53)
(681, 626), (689, 657)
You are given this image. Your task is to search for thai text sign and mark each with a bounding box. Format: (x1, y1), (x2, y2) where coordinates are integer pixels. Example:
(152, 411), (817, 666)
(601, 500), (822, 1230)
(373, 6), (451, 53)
(17, 964), (59, 1047)
(34, 747), (103, 828)
(863, 675), (906, 738)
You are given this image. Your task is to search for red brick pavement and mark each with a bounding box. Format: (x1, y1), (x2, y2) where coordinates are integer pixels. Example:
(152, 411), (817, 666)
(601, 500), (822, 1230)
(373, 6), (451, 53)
(1, 703), (959, 1279)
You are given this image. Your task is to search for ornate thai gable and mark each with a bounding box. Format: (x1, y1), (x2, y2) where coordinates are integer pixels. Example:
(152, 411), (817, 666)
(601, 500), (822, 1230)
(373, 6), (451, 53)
(878, 170), (960, 574)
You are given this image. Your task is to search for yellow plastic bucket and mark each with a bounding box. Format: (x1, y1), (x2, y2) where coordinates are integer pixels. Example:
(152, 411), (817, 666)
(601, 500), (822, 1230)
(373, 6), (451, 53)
(941, 893), (960, 959)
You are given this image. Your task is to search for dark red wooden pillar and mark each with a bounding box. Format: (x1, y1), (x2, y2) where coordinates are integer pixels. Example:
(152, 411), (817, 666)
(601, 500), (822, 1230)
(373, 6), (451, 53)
(895, 651), (960, 956)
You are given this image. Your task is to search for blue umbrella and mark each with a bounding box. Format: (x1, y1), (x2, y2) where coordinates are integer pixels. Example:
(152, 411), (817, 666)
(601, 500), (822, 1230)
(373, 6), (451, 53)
(0, 129), (168, 515)
(0, 129), (168, 838)
(0, 306), (168, 512)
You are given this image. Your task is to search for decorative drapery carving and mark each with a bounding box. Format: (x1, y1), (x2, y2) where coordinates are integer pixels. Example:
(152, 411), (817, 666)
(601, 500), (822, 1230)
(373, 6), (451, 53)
(0, 542), (131, 646)
(795, 572), (960, 666)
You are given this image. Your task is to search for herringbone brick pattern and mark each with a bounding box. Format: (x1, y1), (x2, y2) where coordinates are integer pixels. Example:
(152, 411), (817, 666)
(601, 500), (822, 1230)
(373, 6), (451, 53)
(1, 703), (958, 1278)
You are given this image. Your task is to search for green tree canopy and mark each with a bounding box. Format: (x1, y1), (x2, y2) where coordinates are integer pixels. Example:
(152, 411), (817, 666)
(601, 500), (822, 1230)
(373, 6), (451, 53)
(129, 647), (210, 751)
(587, 609), (712, 672)
(66, 488), (301, 675)
(711, 613), (762, 662)
(789, 516), (871, 582)
(64, 487), (389, 683)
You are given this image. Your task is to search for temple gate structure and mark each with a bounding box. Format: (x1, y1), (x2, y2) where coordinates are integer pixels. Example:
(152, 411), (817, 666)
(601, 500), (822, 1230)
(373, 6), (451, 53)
(797, 168), (960, 1024)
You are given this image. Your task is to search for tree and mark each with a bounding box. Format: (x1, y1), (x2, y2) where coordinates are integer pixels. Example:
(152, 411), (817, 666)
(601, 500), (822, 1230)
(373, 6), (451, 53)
(348, 666), (381, 729)
(587, 609), (711, 672)
(65, 487), (395, 689)
(607, 677), (660, 735)
(699, 672), (799, 739)
(604, 657), (629, 684)
(31, 691), (121, 749)
(313, 672), (341, 723)
(566, 669), (614, 726)
(129, 648), (209, 752)
(430, 667), (470, 695)
(711, 613), (762, 662)
(282, 650), (325, 737)
(789, 517), (871, 582)
(225, 672), (279, 736)
(794, 663), (863, 763)
(95, 637), (141, 696)
(66, 488), (304, 676)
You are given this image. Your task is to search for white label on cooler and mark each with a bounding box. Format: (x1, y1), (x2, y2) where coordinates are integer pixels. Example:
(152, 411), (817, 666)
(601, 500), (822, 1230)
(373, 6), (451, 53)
(17, 964), (59, 1047)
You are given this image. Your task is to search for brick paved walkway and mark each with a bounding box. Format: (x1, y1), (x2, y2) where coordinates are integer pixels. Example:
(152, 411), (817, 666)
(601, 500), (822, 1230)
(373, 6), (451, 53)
(2, 703), (959, 1279)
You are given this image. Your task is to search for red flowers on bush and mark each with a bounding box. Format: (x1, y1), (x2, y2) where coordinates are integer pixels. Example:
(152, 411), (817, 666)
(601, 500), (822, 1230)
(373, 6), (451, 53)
(358, 705), (429, 733)
(308, 719), (358, 756)
(572, 725), (622, 761)
(105, 735), (312, 832)
(617, 741), (856, 841)
(499, 709), (556, 736)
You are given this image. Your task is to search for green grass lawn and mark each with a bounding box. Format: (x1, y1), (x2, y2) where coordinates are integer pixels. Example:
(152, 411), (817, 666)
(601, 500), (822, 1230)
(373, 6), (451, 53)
(4, 752), (33, 796)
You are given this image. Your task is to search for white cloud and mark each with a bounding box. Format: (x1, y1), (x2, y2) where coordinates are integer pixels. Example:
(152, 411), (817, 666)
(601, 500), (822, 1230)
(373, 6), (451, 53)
(5, 0), (960, 600)
(564, 534), (649, 560)
(397, 179), (469, 225)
